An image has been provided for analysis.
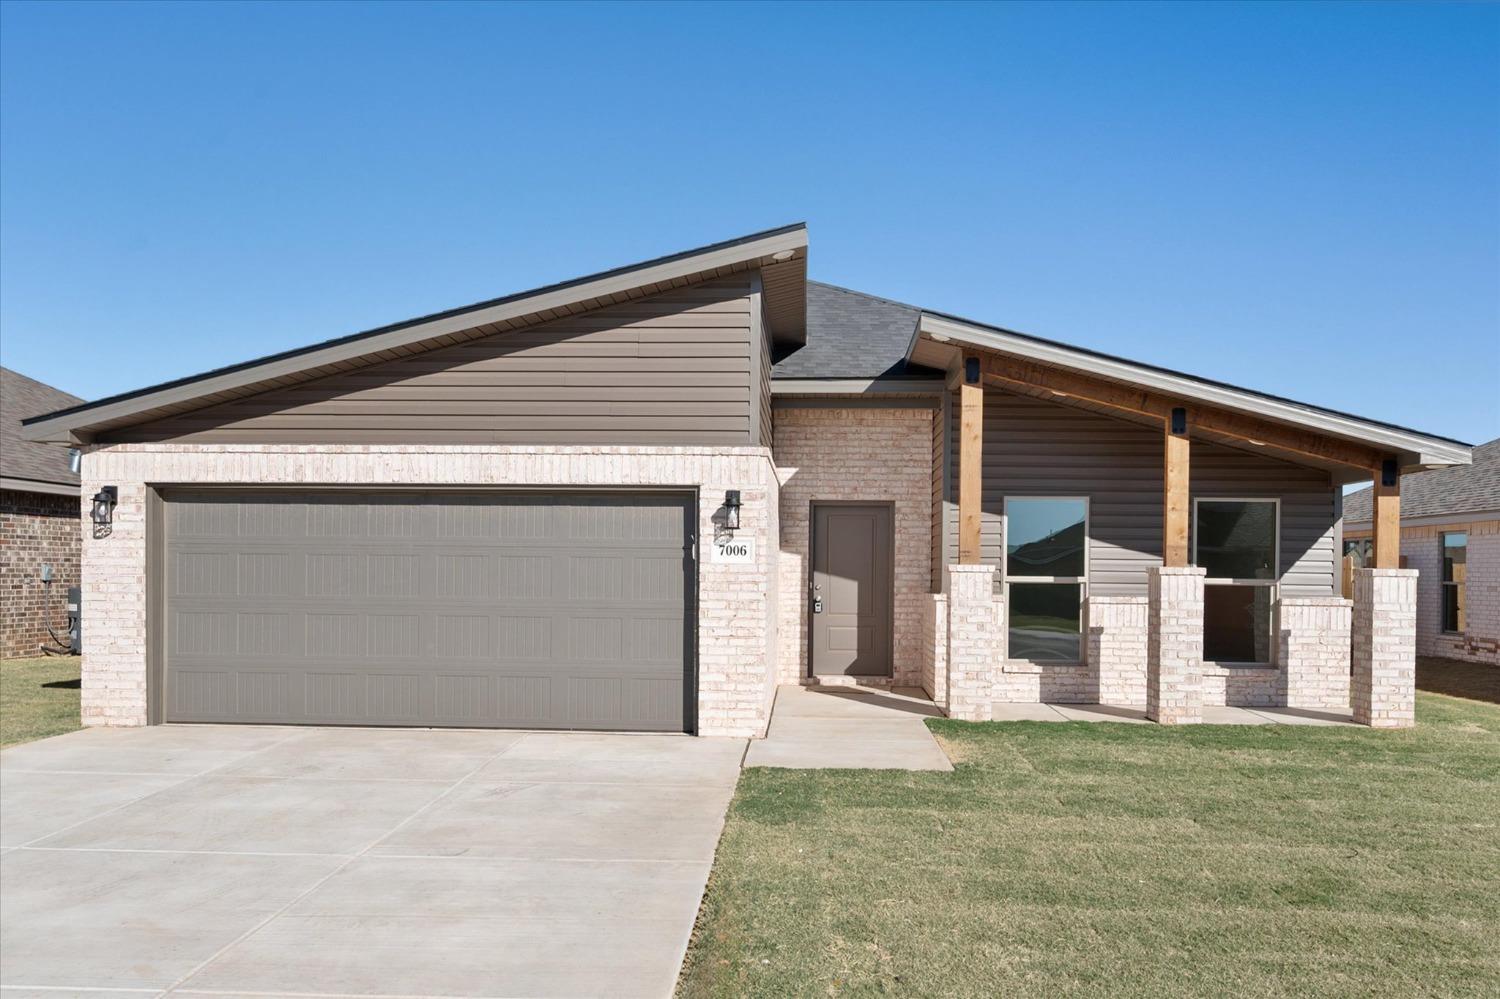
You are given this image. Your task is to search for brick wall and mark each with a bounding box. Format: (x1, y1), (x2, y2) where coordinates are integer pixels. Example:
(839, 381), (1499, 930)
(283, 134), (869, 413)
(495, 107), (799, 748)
(77, 443), (779, 737)
(1086, 596), (1149, 705)
(944, 564), (999, 720)
(1352, 568), (1417, 728)
(1147, 566), (1205, 724)
(773, 407), (934, 686)
(923, 593), (948, 703)
(0, 488), (81, 659)
(1277, 596), (1353, 710)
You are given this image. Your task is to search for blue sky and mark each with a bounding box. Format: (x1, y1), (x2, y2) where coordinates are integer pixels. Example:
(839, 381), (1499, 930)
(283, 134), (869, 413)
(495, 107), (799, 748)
(2, 1), (1496, 446)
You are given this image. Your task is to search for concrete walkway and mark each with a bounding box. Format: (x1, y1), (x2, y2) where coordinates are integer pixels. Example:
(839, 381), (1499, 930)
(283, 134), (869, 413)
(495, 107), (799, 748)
(743, 685), (954, 770)
(990, 702), (1358, 725)
(1, 724), (745, 999)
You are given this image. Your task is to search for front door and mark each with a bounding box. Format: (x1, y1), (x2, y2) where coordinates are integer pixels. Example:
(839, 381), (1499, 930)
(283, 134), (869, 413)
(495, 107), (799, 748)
(810, 503), (893, 677)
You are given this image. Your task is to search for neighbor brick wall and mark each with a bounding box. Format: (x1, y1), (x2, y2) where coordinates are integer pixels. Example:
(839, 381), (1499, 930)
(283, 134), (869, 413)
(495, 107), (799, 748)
(0, 488), (81, 659)
(1348, 519), (1499, 666)
(77, 443), (779, 737)
(773, 407), (934, 686)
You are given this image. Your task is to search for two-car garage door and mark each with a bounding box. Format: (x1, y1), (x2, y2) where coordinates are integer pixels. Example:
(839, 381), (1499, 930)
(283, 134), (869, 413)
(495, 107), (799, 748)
(162, 491), (694, 732)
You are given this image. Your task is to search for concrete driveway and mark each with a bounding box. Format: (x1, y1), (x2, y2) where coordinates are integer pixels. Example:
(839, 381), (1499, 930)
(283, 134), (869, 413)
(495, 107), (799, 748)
(0, 724), (745, 998)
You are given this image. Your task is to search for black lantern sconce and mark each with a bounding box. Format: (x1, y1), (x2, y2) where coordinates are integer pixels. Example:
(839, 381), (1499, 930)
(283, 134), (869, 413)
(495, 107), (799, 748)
(90, 486), (118, 530)
(723, 490), (742, 531)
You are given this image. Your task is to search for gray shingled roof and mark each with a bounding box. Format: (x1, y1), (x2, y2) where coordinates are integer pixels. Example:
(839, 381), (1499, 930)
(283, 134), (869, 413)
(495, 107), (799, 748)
(1344, 437), (1500, 524)
(771, 281), (932, 379)
(1, 367), (82, 490)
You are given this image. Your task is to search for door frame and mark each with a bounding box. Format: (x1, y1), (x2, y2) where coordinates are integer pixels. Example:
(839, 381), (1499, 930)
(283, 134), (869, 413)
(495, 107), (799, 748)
(805, 500), (896, 679)
(147, 484), (700, 733)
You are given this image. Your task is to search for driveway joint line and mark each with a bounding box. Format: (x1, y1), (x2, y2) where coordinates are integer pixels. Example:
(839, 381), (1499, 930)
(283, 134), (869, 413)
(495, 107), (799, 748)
(13, 729), (310, 850)
(157, 734), (528, 997)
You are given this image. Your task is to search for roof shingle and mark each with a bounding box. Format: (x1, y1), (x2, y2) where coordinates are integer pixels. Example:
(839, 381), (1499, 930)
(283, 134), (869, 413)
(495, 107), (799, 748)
(770, 282), (932, 379)
(1, 367), (82, 490)
(1343, 438), (1500, 524)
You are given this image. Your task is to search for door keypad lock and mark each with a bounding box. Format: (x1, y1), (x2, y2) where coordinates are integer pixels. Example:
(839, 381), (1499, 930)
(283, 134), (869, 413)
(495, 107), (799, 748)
(812, 582), (823, 614)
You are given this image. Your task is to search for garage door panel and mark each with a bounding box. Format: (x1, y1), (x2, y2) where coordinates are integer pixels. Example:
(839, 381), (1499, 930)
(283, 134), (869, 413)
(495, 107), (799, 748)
(164, 491), (693, 731)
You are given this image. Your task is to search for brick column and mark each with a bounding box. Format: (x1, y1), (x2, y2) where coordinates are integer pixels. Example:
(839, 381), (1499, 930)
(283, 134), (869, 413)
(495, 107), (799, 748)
(945, 564), (1000, 721)
(1352, 568), (1417, 728)
(1277, 596), (1353, 711)
(1147, 566), (1205, 725)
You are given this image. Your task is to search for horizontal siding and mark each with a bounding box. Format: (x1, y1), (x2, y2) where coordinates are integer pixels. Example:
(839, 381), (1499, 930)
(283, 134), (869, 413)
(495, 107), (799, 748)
(945, 389), (1337, 596)
(103, 281), (755, 445)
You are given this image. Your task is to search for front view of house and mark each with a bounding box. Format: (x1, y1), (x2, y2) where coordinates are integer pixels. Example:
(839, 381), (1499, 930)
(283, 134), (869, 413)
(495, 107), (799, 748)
(23, 224), (1472, 736)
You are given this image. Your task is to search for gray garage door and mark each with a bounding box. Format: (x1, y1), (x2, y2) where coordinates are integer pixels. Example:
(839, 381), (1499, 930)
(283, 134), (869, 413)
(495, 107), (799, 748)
(162, 491), (694, 732)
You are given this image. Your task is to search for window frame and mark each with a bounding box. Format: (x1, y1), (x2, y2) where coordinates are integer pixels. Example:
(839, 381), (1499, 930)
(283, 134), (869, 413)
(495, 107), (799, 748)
(1001, 495), (1089, 665)
(1192, 497), (1280, 667)
(1441, 531), (1467, 635)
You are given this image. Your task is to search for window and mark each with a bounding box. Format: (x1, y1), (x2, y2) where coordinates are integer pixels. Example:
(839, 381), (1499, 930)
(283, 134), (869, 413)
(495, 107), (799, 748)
(1004, 497), (1087, 663)
(1343, 538), (1373, 569)
(1442, 532), (1467, 633)
(1194, 499), (1278, 664)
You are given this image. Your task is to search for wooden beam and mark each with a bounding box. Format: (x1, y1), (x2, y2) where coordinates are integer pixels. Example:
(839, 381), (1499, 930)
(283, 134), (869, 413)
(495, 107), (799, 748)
(1372, 465), (1401, 569)
(959, 358), (984, 564)
(981, 354), (1384, 472)
(1163, 414), (1191, 567)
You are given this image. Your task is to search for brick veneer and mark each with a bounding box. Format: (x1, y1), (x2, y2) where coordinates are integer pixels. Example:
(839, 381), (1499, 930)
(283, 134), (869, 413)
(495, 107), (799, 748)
(1277, 596), (1353, 711)
(773, 407), (934, 686)
(1352, 568), (1417, 728)
(1147, 566), (1205, 724)
(923, 593), (948, 704)
(0, 488), (81, 659)
(944, 564), (999, 721)
(1086, 596), (1149, 705)
(77, 444), (779, 737)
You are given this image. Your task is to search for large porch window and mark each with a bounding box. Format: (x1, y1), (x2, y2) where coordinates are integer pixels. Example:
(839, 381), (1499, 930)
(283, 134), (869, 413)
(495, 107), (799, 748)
(1194, 498), (1278, 664)
(1004, 497), (1087, 663)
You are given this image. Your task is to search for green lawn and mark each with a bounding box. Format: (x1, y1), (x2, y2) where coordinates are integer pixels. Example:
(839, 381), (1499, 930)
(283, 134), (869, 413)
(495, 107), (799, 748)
(680, 692), (1500, 998)
(0, 656), (82, 748)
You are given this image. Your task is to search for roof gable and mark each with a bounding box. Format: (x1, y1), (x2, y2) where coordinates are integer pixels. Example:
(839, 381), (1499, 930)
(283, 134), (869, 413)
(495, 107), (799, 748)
(1, 367), (82, 492)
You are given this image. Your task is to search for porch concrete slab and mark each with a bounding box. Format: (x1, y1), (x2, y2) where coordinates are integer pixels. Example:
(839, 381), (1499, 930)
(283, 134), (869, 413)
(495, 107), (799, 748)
(369, 778), (735, 862)
(1050, 704), (1152, 724)
(1202, 705), (1274, 724)
(220, 727), (523, 782)
(32, 774), (452, 855)
(743, 686), (953, 771)
(772, 685), (943, 719)
(990, 702), (1070, 721)
(0, 769), (184, 847)
(178, 855), (708, 999)
(1248, 707), (1358, 726)
(0, 724), (300, 777)
(0, 846), (341, 991)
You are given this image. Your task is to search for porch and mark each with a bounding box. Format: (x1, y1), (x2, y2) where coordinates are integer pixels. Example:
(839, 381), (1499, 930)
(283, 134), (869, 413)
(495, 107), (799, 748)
(913, 321), (1423, 728)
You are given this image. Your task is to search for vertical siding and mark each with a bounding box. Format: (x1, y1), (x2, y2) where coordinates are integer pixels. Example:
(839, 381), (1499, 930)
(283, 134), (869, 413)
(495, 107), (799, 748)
(945, 388), (1338, 596)
(103, 280), (756, 445)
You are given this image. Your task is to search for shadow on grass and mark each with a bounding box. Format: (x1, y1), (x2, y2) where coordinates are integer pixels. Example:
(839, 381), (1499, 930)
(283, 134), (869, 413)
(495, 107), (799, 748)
(1418, 655), (1500, 705)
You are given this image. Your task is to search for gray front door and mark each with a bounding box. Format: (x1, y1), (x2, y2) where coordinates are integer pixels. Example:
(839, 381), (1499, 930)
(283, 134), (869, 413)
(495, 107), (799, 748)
(161, 490), (694, 732)
(810, 503), (893, 677)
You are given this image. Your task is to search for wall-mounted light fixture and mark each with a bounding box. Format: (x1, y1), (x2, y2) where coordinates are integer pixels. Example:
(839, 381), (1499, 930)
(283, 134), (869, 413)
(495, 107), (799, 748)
(1381, 458), (1399, 488)
(723, 490), (741, 531)
(90, 486), (118, 528)
(964, 356), (981, 384)
(67, 449), (82, 474)
(1170, 407), (1188, 436)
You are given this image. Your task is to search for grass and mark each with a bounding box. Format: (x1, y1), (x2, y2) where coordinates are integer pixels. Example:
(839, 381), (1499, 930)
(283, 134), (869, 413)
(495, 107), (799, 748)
(679, 691), (1500, 998)
(0, 656), (82, 748)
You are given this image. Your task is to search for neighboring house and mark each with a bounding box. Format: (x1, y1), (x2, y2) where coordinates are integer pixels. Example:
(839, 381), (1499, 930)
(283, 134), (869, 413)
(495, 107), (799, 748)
(1, 367), (83, 658)
(1342, 438), (1499, 666)
(21, 224), (1472, 734)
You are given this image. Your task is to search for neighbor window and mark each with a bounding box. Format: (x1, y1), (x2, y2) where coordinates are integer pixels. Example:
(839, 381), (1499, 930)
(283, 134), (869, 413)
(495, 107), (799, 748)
(1194, 499), (1278, 664)
(1004, 497), (1087, 663)
(1442, 532), (1467, 633)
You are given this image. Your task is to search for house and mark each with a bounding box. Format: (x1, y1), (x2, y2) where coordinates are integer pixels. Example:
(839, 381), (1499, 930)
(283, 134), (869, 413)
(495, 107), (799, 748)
(1342, 438), (1498, 666)
(1, 367), (83, 658)
(20, 224), (1472, 735)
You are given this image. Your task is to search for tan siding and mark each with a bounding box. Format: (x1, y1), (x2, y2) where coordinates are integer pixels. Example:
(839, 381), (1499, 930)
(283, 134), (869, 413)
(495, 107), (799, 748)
(103, 281), (755, 445)
(945, 389), (1338, 596)
(931, 390), (947, 591)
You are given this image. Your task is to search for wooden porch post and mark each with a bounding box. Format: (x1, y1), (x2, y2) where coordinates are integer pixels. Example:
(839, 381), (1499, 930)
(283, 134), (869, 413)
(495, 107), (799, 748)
(959, 355), (983, 564)
(1372, 459), (1401, 569)
(1163, 407), (1190, 567)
